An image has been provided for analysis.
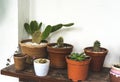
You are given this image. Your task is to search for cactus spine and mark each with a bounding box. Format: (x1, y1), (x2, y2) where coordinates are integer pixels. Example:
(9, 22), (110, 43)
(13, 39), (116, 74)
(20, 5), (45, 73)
(93, 40), (101, 52)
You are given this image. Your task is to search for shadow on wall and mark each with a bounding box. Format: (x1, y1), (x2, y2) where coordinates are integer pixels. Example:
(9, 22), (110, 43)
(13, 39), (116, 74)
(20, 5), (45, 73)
(0, 0), (10, 24)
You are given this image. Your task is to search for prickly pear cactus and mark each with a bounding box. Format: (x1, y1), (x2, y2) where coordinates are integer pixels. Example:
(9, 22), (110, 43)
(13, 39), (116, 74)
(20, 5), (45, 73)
(32, 30), (42, 44)
(57, 37), (64, 47)
(93, 40), (101, 52)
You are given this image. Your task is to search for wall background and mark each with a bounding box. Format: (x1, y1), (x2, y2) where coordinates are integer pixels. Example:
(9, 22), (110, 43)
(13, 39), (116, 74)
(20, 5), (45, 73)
(1, 0), (120, 82)
(0, 0), (18, 82)
(29, 0), (120, 67)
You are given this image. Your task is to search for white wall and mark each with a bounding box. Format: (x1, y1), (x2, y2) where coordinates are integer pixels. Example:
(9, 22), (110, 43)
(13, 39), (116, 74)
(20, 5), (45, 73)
(29, 0), (120, 67)
(0, 0), (18, 82)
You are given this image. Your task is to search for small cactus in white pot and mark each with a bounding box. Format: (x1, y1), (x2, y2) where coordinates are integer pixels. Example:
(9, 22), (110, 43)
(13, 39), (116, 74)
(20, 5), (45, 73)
(34, 58), (50, 76)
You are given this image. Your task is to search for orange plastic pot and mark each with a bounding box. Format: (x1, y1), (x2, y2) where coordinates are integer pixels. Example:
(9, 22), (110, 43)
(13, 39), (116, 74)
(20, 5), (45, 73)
(66, 56), (91, 82)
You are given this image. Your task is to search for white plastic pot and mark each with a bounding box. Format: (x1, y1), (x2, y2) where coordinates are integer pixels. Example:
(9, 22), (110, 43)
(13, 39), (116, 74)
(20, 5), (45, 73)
(34, 58), (50, 76)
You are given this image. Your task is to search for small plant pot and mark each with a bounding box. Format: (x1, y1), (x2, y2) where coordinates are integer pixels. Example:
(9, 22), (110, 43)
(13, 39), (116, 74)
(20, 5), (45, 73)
(34, 58), (50, 76)
(66, 56), (91, 81)
(110, 66), (120, 82)
(84, 47), (108, 72)
(47, 43), (73, 68)
(14, 54), (26, 71)
(19, 39), (48, 58)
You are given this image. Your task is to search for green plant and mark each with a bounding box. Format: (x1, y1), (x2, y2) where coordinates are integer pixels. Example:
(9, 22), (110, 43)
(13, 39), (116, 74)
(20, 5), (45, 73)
(114, 64), (120, 68)
(69, 52), (89, 61)
(57, 37), (64, 47)
(24, 20), (74, 44)
(93, 40), (101, 52)
(6, 50), (20, 66)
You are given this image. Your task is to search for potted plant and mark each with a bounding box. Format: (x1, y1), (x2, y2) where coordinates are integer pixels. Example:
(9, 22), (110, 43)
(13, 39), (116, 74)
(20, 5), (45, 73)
(6, 50), (26, 71)
(20, 20), (74, 59)
(34, 58), (50, 76)
(110, 64), (120, 82)
(47, 37), (73, 68)
(66, 52), (91, 82)
(84, 40), (108, 72)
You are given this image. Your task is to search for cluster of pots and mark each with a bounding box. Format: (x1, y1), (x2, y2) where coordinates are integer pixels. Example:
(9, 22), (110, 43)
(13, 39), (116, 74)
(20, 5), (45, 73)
(14, 39), (109, 82)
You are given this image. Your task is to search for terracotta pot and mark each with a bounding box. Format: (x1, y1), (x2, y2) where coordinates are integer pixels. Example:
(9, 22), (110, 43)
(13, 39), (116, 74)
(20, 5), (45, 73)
(66, 56), (91, 82)
(84, 47), (108, 72)
(19, 39), (48, 58)
(14, 54), (26, 71)
(47, 43), (73, 68)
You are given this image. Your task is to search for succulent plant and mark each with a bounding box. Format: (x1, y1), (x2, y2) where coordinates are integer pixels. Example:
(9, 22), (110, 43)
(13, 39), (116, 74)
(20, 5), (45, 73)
(57, 37), (64, 47)
(69, 52), (89, 61)
(114, 64), (120, 68)
(93, 40), (101, 52)
(24, 20), (74, 44)
(38, 58), (47, 63)
(24, 20), (42, 36)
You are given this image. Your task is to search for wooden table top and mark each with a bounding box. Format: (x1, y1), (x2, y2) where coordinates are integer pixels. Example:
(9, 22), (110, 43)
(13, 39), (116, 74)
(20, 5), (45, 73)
(1, 64), (110, 82)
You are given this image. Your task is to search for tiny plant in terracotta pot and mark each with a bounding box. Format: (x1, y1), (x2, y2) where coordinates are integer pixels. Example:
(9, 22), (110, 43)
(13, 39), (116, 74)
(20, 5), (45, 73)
(20, 20), (74, 59)
(84, 40), (108, 72)
(66, 52), (91, 82)
(34, 58), (50, 76)
(6, 50), (26, 71)
(47, 37), (73, 68)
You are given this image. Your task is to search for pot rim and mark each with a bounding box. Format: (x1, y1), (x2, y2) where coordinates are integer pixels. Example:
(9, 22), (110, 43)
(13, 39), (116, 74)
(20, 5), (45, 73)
(19, 39), (47, 48)
(66, 56), (91, 65)
(47, 43), (73, 49)
(34, 58), (50, 65)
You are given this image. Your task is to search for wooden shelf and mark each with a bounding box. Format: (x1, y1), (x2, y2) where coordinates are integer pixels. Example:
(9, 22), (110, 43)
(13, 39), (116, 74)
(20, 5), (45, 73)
(1, 64), (110, 82)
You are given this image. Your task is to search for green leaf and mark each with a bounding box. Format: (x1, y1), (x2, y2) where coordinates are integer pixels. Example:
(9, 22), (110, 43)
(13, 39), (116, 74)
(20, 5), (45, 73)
(33, 21), (39, 31)
(30, 21), (38, 35)
(41, 25), (52, 40)
(63, 23), (74, 27)
(38, 22), (42, 30)
(51, 24), (63, 33)
(24, 23), (32, 35)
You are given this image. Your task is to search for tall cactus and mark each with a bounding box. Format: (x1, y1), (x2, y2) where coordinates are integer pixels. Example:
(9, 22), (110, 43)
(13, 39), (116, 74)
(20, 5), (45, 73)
(93, 40), (101, 52)
(57, 37), (64, 48)
(24, 20), (74, 44)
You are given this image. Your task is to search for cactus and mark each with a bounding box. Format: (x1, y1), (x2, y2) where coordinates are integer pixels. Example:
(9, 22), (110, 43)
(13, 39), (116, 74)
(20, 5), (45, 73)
(69, 52), (88, 61)
(24, 20), (42, 44)
(24, 20), (42, 36)
(57, 37), (64, 47)
(24, 20), (74, 44)
(93, 40), (101, 52)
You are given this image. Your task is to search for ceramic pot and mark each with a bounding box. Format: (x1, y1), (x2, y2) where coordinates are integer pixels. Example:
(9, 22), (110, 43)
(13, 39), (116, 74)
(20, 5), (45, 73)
(14, 54), (26, 71)
(47, 43), (73, 68)
(110, 65), (120, 82)
(34, 58), (50, 76)
(66, 56), (91, 82)
(84, 47), (108, 72)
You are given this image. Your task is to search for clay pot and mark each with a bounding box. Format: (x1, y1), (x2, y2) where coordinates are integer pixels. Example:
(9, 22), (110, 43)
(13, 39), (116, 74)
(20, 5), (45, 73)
(47, 43), (73, 68)
(19, 39), (48, 58)
(14, 54), (26, 71)
(66, 56), (91, 82)
(84, 47), (108, 72)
